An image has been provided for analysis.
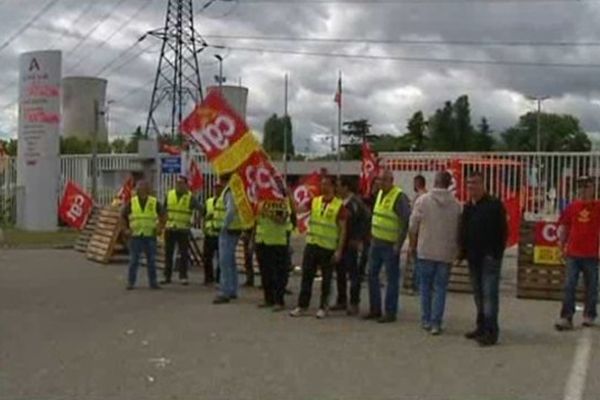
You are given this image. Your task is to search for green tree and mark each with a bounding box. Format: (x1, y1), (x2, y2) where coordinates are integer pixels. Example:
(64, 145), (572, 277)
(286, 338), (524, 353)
(405, 111), (427, 151)
(470, 117), (496, 151)
(428, 101), (455, 151)
(262, 114), (294, 160)
(0, 139), (17, 156)
(110, 138), (128, 154)
(126, 126), (146, 153)
(341, 119), (372, 159)
(453, 95), (474, 150)
(502, 112), (591, 152)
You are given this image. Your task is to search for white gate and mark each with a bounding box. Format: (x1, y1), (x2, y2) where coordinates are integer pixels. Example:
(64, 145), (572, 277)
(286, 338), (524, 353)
(381, 152), (600, 220)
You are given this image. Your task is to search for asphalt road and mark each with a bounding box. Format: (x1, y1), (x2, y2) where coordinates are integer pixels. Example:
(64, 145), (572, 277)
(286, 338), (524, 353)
(1, 249), (598, 400)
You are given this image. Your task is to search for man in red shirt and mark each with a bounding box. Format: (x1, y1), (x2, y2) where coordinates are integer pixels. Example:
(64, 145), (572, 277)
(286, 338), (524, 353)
(555, 176), (600, 330)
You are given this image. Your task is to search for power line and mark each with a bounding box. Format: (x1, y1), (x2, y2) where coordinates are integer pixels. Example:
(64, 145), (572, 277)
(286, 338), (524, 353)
(68, 0), (157, 73)
(45, 0), (97, 49)
(217, 0), (600, 3)
(0, 0), (62, 54)
(209, 43), (600, 69)
(204, 34), (600, 48)
(65, 0), (130, 56)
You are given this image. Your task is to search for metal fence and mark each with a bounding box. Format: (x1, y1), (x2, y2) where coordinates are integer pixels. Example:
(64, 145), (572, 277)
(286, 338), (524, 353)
(381, 152), (600, 220)
(2, 151), (600, 226)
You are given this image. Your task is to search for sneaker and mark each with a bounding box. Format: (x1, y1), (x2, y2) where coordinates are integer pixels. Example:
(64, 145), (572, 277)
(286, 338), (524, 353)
(377, 315), (397, 324)
(272, 304), (286, 313)
(363, 312), (382, 320)
(212, 296), (230, 304)
(464, 329), (483, 340)
(347, 305), (359, 316)
(330, 303), (347, 312)
(257, 303), (273, 309)
(422, 323), (432, 332)
(126, 284), (134, 291)
(431, 327), (442, 336)
(582, 317), (596, 328)
(180, 279), (189, 286)
(159, 279), (171, 285)
(555, 318), (574, 331)
(289, 307), (306, 317)
(316, 309), (327, 319)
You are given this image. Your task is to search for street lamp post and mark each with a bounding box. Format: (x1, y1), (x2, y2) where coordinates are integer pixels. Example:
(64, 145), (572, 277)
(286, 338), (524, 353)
(527, 95), (550, 153)
(215, 55), (223, 91)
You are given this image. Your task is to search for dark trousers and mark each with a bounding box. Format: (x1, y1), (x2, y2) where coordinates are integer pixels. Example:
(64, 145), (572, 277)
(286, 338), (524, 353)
(203, 235), (219, 283)
(468, 255), (502, 341)
(560, 257), (599, 320)
(164, 229), (190, 281)
(256, 243), (289, 305)
(335, 246), (361, 306)
(128, 237), (158, 287)
(298, 244), (335, 309)
(241, 233), (254, 285)
(359, 238), (371, 282)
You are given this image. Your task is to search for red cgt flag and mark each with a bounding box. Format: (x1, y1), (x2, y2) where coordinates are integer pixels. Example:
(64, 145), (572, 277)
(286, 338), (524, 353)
(117, 176), (135, 204)
(359, 142), (379, 197)
(292, 171), (322, 233)
(504, 196), (521, 247)
(188, 159), (204, 193)
(58, 181), (94, 230)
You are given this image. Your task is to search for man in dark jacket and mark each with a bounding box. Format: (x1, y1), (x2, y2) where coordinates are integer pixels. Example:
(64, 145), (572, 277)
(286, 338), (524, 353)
(460, 171), (507, 347)
(332, 177), (370, 315)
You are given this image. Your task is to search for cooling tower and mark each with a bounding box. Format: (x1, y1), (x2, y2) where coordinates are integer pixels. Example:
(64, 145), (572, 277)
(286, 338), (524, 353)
(206, 85), (249, 118)
(62, 76), (108, 141)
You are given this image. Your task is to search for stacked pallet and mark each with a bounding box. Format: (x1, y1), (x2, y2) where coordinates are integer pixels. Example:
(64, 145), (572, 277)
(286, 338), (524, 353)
(86, 206), (124, 264)
(74, 207), (99, 252)
(517, 221), (583, 301)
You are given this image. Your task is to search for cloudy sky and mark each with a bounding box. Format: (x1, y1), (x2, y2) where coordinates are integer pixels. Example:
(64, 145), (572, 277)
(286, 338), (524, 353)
(2, 0), (600, 153)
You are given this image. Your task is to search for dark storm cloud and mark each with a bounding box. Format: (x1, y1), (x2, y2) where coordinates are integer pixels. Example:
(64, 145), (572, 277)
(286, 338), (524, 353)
(2, 0), (600, 151)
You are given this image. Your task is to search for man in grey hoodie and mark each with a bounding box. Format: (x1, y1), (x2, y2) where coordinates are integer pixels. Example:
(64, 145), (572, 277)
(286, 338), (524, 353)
(409, 171), (462, 335)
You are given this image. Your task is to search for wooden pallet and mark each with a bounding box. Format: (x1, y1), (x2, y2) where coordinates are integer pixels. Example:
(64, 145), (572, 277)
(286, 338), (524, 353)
(86, 206), (123, 264)
(517, 221), (584, 301)
(404, 260), (472, 293)
(74, 207), (99, 252)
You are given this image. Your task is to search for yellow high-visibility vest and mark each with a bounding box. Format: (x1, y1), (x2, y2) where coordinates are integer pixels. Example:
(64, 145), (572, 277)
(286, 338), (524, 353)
(204, 196), (225, 237)
(371, 187), (403, 243)
(307, 196), (342, 251)
(256, 201), (289, 246)
(166, 189), (193, 229)
(130, 195), (158, 237)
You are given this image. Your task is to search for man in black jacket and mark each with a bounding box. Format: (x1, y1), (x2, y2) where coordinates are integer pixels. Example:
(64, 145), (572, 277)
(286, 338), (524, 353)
(460, 171), (507, 347)
(332, 177), (370, 315)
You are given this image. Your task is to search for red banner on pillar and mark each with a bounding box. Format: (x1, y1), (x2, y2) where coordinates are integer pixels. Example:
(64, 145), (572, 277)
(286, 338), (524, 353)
(58, 181), (94, 230)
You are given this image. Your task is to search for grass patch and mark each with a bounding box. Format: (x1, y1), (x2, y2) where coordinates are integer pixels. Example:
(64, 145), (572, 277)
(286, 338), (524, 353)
(0, 228), (78, 248)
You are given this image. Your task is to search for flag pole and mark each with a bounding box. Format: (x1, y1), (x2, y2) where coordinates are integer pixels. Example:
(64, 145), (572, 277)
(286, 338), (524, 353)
(336, 70), (342, 179)
(283, 73), (289, 181)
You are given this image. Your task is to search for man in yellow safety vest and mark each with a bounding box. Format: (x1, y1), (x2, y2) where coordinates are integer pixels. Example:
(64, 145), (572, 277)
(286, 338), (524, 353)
(121, 180), (166, 290)
(202, 181), (225, 285)
(290, 175), (347, 319)
(365, 169), (411, 323)
(161, 176), (201, 286)
(255, 198), (291, 312)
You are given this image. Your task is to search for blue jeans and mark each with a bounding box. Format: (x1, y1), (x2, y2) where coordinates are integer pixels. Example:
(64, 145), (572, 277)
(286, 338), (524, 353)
(368, 242), (401, 316)
(468, 255), (502, 339)
(561, 257), (599, 321)
(128, 236), (158, 287)
(218, 230), (241, 298)
(418, 259), (450, 328)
